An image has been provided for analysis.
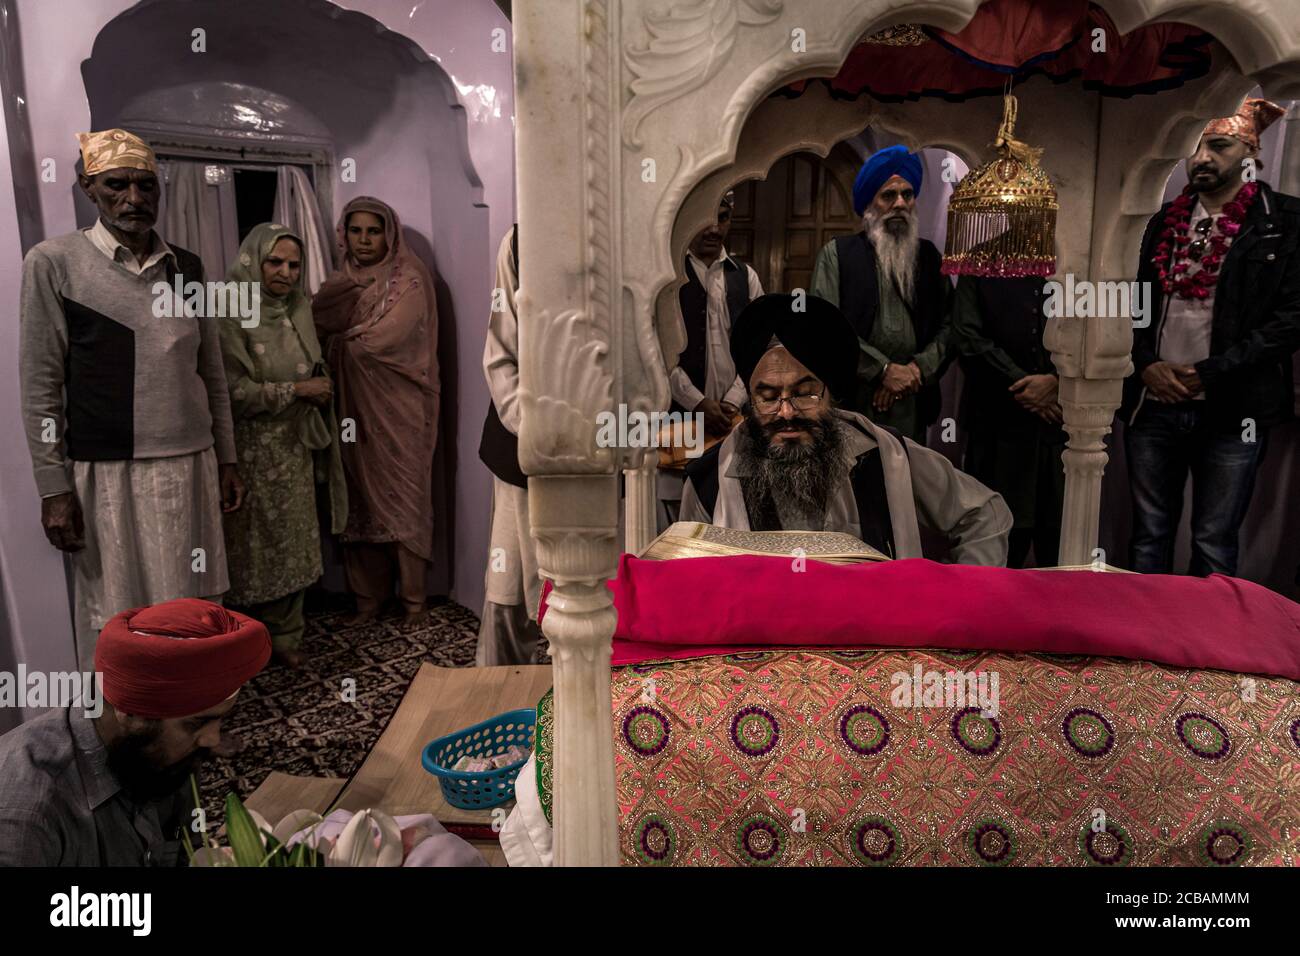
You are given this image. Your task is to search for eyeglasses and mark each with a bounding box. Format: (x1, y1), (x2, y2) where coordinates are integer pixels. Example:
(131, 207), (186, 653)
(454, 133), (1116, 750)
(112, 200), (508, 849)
(752, 391), (824, 415)
(1188, 217), (1213, 261)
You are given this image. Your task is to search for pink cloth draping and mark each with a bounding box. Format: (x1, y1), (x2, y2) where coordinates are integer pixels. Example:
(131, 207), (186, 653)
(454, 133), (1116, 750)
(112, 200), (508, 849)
(540, 555), (1300, 679)
(313, 197), (439, 559)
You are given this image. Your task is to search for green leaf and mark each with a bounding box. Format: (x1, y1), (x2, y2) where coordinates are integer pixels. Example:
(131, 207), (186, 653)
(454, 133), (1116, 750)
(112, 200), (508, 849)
(259, 833), (285, 867)
(224, 793), (268, 867)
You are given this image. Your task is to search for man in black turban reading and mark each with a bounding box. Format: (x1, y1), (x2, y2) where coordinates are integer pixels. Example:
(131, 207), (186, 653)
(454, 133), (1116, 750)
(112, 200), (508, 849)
(680, 293), (1011, 564)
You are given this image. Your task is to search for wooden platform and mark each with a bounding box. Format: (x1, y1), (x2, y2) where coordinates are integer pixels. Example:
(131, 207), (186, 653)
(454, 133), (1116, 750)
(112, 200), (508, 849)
(245, 663), (553, 866)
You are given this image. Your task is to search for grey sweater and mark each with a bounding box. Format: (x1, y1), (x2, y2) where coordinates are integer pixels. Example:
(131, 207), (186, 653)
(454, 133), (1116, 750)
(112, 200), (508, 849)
(19, 229), (237, 497)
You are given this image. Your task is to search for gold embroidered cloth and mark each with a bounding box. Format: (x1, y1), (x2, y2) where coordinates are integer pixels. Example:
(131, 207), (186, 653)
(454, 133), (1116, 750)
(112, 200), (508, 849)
(536, 649), (1299, 866)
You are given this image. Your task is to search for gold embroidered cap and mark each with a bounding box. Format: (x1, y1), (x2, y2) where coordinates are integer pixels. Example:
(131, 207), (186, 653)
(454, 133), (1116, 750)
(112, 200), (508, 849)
(1203, 98), (1287, 151)
(77, 128), (158, 177)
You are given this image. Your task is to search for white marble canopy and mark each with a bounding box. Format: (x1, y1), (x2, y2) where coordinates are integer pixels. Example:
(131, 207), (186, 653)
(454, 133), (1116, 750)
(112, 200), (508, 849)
(510, 0), (1300, 865)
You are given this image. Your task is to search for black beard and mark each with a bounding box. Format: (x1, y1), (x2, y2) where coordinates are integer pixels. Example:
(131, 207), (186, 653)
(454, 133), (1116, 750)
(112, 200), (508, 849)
(105, 728), (209, 803)
(734, 409), (847, 527)
(1187, 167), (1230, 193)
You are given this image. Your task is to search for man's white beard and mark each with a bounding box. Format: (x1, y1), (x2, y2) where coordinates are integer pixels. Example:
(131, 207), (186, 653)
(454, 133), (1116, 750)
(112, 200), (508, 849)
(865, 206), (920, 305)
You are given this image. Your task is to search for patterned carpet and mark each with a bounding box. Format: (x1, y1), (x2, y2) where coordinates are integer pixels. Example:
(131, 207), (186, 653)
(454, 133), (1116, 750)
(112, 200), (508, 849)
(197, 593), (480, 823)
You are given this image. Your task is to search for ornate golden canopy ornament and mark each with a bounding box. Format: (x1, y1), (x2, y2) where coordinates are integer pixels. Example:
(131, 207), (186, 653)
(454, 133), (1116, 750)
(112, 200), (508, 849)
(942, 94), (1059, 278)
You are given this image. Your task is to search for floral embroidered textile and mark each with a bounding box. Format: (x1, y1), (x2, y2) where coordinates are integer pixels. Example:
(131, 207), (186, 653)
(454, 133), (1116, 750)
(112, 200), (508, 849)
(535, 649), (1299, 866)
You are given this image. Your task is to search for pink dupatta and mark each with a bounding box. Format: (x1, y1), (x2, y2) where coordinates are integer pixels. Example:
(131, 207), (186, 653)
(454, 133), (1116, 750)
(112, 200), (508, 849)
(312, 197), (439, 557)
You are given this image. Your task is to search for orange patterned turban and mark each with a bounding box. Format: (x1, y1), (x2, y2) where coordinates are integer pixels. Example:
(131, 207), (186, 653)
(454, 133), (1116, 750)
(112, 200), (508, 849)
(77, 128), (158, 177)
(1202, 98), (1287, 151)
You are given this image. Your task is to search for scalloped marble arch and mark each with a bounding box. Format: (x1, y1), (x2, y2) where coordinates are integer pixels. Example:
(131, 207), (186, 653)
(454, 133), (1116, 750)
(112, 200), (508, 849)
(660, 59), (1259, 375)
(650, 0), (1300, 377)
(661, 86), (992, 369)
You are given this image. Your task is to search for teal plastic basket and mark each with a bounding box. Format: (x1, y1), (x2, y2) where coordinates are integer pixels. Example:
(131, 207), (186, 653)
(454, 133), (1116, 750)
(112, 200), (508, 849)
(421, 708), (536, 810)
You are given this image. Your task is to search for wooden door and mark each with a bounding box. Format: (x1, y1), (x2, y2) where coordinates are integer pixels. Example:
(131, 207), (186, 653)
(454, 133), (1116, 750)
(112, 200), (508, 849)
(739, 149), (859, 294)
(725, 179), (758, 280)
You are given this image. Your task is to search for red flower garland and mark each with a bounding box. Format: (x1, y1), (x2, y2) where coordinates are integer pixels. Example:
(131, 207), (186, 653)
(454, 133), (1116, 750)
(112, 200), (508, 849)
(1151, 182), (1258, 299)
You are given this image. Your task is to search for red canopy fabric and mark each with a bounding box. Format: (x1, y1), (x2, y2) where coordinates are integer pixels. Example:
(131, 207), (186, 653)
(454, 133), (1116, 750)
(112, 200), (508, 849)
(783, 0), (1212, 102)
(540, 554), (1300, 679)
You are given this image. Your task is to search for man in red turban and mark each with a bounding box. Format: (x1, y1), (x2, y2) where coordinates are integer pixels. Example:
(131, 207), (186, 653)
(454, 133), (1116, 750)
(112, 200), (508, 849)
(0, 599), (269, 865)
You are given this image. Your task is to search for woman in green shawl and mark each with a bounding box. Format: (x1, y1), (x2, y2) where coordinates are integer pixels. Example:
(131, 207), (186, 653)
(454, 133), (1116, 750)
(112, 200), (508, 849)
(220, 223), (347, 668)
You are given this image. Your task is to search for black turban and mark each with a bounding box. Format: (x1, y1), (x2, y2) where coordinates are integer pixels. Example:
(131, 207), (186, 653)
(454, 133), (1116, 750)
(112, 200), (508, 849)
(729, 292), (859, 402)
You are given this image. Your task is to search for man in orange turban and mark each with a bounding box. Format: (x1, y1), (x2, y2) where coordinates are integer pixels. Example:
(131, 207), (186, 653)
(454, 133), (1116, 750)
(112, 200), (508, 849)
(0, 599), (269, 865)
(20, 128), (247, 674)
(1123, 97), (1300, 576)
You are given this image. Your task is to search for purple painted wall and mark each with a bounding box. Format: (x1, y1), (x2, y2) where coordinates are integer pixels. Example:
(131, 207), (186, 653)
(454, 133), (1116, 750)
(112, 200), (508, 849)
(0, 0), (513, 686)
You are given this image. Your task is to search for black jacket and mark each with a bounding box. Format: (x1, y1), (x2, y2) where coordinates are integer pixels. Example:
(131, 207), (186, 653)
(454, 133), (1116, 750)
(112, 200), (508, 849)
(955, 275), (1065, 443)
(1121, 182), (1300, 427)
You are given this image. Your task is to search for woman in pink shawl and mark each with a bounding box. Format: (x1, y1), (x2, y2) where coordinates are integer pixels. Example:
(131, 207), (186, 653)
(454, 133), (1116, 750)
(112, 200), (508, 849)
(313, 197), (439, 622)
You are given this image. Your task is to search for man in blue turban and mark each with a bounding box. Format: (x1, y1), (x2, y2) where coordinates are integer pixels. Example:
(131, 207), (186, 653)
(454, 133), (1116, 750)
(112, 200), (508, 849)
(810, 144), (953, 444)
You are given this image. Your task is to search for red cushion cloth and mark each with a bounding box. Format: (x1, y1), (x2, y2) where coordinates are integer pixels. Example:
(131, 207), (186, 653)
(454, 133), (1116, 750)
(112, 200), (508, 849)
(543, 555), (1300, 679)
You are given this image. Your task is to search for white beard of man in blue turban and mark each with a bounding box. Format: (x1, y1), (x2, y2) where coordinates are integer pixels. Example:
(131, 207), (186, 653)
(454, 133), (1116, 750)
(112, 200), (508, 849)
(864, 185), (920, 305)
(850, 145), (925, 306)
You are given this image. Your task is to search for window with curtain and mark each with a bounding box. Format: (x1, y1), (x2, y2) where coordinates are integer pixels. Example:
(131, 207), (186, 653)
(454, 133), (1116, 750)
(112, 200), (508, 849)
(156, 154), (334, 292)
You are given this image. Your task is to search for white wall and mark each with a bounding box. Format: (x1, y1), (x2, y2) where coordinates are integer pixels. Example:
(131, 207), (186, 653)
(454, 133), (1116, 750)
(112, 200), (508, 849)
(0, 44), (79, 730)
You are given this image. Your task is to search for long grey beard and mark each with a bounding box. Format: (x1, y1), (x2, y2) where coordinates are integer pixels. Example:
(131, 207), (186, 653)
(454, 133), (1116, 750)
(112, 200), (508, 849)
(865, 207), (919, 305)
(734, 413), (848, 528)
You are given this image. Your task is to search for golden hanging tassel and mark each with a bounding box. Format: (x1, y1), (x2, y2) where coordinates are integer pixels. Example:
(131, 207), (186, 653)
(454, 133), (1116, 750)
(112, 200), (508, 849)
(942, 94), (1058, 278)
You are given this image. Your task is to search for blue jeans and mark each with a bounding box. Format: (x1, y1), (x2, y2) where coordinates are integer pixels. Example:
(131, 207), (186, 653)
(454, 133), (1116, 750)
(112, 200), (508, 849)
(1125, 401), (1266, 576)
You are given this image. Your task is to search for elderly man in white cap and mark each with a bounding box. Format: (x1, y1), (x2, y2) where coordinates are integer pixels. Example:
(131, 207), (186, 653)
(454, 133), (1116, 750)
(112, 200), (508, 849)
(19, 129), (246, 672)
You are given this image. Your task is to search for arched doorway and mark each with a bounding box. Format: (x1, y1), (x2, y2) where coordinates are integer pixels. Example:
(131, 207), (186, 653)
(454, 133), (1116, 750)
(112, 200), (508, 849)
(81, 0), (491, 601)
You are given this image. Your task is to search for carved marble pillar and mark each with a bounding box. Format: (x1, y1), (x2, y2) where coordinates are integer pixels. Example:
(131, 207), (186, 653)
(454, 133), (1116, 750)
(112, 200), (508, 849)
(1056, 374), (1125, 566)
(529, 476), (621, 866)
(513, 1), (620, 866)
(623, 458), (658, 554)
(1045, 310), (1123, 567)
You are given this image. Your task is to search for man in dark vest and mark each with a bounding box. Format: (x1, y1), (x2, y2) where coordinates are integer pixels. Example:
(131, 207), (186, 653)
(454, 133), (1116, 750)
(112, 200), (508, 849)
(953, 273), (1066, 567)
(476, 224), (544, 666)
(810, 145), (953, 444)
(662, 192), (763, 523)
(679, 293), (1010, 564)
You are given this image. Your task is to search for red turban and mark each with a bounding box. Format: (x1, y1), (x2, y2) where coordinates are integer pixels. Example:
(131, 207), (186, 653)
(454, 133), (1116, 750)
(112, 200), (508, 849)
(95, 599), (271, 719)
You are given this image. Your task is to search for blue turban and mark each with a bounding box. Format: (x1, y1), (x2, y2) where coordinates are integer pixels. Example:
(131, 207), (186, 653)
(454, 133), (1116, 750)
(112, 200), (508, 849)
(852, 145), (923, 216)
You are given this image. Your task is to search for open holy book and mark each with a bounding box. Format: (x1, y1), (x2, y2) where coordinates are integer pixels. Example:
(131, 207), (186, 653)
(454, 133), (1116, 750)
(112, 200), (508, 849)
(639, 521), (889, 564)
(640, 522), (1134, 572)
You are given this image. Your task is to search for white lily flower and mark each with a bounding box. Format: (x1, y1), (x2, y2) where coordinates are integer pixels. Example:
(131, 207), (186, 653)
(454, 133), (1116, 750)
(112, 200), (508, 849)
(274, 809), (325, 847)
(328, 809), (404, 867)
